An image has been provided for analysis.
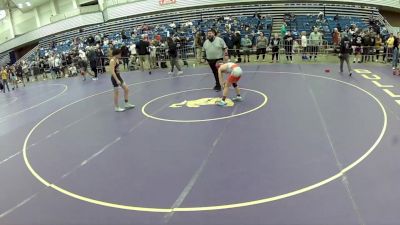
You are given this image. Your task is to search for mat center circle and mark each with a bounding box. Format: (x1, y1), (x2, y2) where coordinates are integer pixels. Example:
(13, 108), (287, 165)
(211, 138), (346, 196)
(141, 88), (268, 123)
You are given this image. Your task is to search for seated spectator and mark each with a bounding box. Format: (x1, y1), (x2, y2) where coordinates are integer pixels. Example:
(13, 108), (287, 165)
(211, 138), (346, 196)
(334, 14), (339, 22)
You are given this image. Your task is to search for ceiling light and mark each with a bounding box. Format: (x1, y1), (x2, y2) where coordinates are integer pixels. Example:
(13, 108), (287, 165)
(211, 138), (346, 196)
(26, 2), (31, 7)
(17, 3), (23, 8)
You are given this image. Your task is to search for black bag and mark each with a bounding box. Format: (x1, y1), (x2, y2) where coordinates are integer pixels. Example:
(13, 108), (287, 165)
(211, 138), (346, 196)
(0, 82), (3, 90)
(161, 61), (168, 68)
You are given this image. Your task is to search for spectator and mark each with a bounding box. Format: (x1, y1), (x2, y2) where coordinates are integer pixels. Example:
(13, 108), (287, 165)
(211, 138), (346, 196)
(280, 23), (287, 38)
(1, 66), (10, 93)
(223, 32), (234, 61)
(392, 33), (399, 70)
(334, 14), (339, 22)
(8, 65), (18, 90)
(241, 34), (252, 63)
(233, 32), (242, 63)
(167, 37), (183, 75)
(136, 34), (151, 74)
(284, 31), (294, 63)
(87, 46), (98, 80)
(121, 44), (129, 70)
(270, 33), (280, 63)
(332, 28), (340, 50)
(309, 28), (322, 61)
(375, 34), (383, 62)
(96, 48), (105, 73)
(16, 63), (25, 87)
(386, 33), (395, 62)
(195, 32), (204, 64)
(339, 33), (353, 76)
(129, 43), (137, 67)
(54, 55), (62, 78)
(352, 31), (363, 63)
(255, 32), (268, 62)
(301, 31), (308, 61)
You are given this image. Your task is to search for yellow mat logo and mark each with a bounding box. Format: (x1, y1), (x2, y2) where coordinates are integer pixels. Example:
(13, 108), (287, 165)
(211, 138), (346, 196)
(169, 98), (234, 108)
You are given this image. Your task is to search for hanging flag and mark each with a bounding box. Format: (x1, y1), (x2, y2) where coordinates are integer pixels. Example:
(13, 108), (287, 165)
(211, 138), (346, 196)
(159, 0), (176, 6)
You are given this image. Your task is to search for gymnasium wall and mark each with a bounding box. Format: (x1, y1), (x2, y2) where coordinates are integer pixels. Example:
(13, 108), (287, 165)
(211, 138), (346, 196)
(0, 0), (399, 54)
(381, 9), (400, 26)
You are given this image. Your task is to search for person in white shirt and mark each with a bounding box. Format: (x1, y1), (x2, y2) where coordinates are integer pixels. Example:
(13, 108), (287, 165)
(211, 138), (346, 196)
(48, 55), (55, 79)
(69, 64), (77, 77)
(301, 31), (308, 60)
(54, 55), (62, 78)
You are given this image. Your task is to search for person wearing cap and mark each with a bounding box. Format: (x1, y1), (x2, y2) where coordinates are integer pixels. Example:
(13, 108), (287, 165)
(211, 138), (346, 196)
(136, 34), (151, 74)
(215, 62), (243, 107)
(203, 29), (228, 91)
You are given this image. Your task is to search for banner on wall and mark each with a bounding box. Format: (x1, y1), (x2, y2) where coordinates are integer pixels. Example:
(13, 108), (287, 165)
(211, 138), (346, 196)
(159, 0), (176, 6)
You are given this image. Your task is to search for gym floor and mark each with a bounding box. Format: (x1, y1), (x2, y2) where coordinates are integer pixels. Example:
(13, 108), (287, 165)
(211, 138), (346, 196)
(0, 63), (399, 225)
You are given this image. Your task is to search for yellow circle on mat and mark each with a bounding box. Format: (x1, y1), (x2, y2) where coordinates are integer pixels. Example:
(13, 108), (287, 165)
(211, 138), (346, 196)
(141, 88), (268, 123)
(22, 72), (387, 213)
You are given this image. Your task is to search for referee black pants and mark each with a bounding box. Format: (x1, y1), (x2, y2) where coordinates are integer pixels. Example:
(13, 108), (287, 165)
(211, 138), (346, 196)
(207, 58), (223, 88)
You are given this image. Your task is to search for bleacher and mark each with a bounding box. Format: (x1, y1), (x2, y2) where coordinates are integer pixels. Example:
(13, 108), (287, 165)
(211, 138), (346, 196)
(21, 2), (379, 63)
(287, 15), (368, 42)
(36, 15), (272, 58)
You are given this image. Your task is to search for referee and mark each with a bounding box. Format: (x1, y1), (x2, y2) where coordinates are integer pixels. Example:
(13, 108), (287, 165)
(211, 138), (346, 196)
(203, 29), (227, 91)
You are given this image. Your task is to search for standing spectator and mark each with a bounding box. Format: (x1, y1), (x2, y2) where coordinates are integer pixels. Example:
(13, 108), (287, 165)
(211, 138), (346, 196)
(78, 57), (89, 81)
(177, 36), (189, 67)
(149, 40), (158, 69)
(203, 29), (227, 91)
(241, 34), (252, 63)
(29, 60), (38, 81)
(87, 46), (98, 80)
(16, 63), (25, 87)
(386, 33), (395, 62)
(8, 65), (17, 90)
(48, 54), (55, 79)
(332, 28), (340, 52)
(301, 31), (308, 61)
(223, 32), (234, 61)
(309, 28), (322, 61)
(352, 31), (363, 63)
(121, 44), (129, 70)
(129, 42), (137, 63)
(233, 32), (242, 63)
(280, 23), (287, 38)
(167, 37), (183, 75)
(270, 33), (281, 63)
(375, 34), (383, 62)
(54, 55), (61, 78)
(95, 33), (101, 44)
(284, 31), (294, 63)
(362, 32), (371, 63)
(339, 33), (353, 76)
(96, 48), (105, 73)
(255, 32), (268, 62)
(1, 66), (10, 93)
(195, 32), (204, 64)
(22, 61), (29, 82)
(136, 34), (151, 74)
(366, 33), (376, 62)
(392, 32), (399, 71)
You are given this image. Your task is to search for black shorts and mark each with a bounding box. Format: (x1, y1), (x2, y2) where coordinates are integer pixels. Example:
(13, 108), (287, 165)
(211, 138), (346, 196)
(111, 73), (124, 87)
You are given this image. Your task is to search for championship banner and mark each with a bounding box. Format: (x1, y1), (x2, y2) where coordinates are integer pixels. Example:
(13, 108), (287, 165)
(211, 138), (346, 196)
(159, 0), (176, 5)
